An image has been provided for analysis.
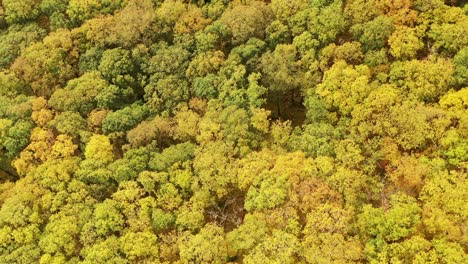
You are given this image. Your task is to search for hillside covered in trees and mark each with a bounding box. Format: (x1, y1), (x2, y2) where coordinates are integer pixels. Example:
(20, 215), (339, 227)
(0, 0), (467, 263)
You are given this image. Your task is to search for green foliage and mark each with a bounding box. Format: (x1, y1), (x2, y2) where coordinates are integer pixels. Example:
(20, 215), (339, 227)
(453, 48), (468, 85)
(0, 1), (466, 263)
(289, 1), (347, 45)
(102, 103), (149, 134)
(98, 47), (136, 87)
(49, 71), (109, 115)
(351, 15), (394, 51)
(149, 142), (195, 172)
(50, 111), (87, 137)
(0, 119), (34, 159)
(144, 74), (189, 114)
(0, 24), (46, 69)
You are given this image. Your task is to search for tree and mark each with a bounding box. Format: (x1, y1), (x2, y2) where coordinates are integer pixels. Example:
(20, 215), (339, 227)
(0, 118), (34, 162)
(226, 212), (269, 257)
(12, 29), (79, 97)
(178, 223), (228, 264)
(81, 236), (126, 264)
(12, 127), (56, 176)
(40, 0), (72, 30)
(270, 0), (307, 23)
(0, 1), (466, 262)
(186, 50), (225, 79)
(92, 199), (124, 236)
(174, 107), (201, 141)
(420, 169), (467, 244)
(261, 44), (303, 116)
(0, 180), (44, 264)
(388, 155), (428, 196)
(219, 2), (272, 45)
(357, 193), (422, 262)
(352, 89), (434, 151)
(302, 204), (363, 263)
(0, 24), (46, 69)
(50, 112), (86, 137)
(344, 0), (381, 24)
(453, 48), (468, 85)
(351, 15), (394, 51)
(319, 42), (365, 68)
(388, 26), (424, 60)
(315, 60), (372, 116)
(193, 141), (237, 197)
(149, 142), (195, 172)
(154, 0), (188, 37)
(119, 231), (159, 262)
(127, 117), (172, 148)
(67, 0), (126, 26)
(428, 6), (467, 55)
(49, 71), (108, 115)
(102, 103), (149, 134)
(288, 122), (339, 158)
(144, 74), (190, 114)
(289, 1), (347, 46)
(2, 0), (42, 24)
(389, 58), (455, 102)
(374, 0), (418, 26)
(195, 22), (230, 52)
(146, 42), (190, 77)
(98, 47), (136, 88)
(174, 6), (211, 36)
(243, 230), (300, 264)
(80, 0), (156, 48)
(438, 88), (467, 165)
(39, 214), (83, 259)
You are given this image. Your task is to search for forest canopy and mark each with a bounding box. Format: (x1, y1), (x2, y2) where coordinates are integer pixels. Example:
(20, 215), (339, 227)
(0, 0), (467, 263)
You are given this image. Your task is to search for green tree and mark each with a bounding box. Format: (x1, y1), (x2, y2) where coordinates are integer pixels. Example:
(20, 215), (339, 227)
(0, 24), (46, 69)
(50, 111), (87, 137)
(98, 47), (136, 88)
(261, 44), (302, 116)
(453, 48), (468, 85)
(351, 15), (394, 51)
(102, 103), (149, 134)
(357, 193), (422, 262)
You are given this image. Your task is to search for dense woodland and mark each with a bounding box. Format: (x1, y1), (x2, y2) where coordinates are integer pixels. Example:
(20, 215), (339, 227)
(0, 0), (467, 263)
